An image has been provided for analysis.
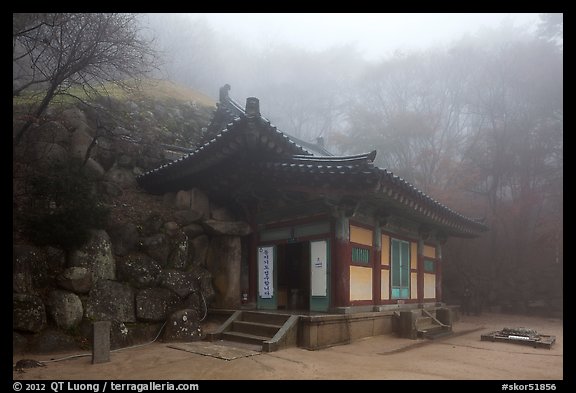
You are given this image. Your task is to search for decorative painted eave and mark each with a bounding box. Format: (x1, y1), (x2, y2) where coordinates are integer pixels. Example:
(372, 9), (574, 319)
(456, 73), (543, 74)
(373, 167), (488, 236)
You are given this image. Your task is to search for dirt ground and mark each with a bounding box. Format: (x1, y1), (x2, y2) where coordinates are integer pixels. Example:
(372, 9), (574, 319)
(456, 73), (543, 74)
(13, 313), (563, 380)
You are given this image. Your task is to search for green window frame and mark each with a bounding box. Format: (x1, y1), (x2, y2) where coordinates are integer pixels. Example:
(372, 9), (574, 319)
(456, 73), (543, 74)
(424, 259), (435, 273)
(352, 246), (370, 264)
(391, 238), (410, 299)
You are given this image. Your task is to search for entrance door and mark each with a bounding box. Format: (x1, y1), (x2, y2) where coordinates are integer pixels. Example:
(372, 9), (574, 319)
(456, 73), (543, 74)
(391, 238), (410, 299)
(310, 240), (330, 312)
(257, 246), (276, 309)
(277, 242), (310, 311)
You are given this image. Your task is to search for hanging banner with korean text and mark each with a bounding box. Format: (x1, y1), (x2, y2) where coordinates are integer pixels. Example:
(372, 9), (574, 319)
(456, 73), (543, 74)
(311, 240), (327, 296)
(258, 246), (274, 299)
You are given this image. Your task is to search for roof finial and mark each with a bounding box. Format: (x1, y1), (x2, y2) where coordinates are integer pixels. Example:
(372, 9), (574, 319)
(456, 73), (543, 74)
(219, 84), (231, 102)
(245, 97), (260, 117)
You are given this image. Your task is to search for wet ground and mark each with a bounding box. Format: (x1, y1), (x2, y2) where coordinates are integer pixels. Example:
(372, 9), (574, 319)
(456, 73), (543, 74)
(13, 312), (562, 380)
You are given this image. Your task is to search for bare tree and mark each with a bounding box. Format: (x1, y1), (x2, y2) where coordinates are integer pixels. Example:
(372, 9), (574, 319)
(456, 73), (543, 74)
(13, 13), (158, 146)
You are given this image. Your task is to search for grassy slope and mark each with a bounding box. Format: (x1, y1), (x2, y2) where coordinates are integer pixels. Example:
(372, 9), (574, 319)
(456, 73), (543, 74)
(13, 78), (216, 109)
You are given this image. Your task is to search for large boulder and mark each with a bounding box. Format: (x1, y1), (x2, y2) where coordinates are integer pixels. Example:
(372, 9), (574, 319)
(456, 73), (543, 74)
(33, 141), (69, 163)
(70, 127), (94, 159)
(85, 280), (136, 323)
(47, 290), (83, 330)
(167, 231), (188, 270)
(206, 236), (242, 308)
(189, 265), (216, 304)
(82, 158), (105, 179)
(13, 332), (29, 354)
(210, 204), (233, 221)
(69, 229), (116, 282)
(139, 233), (170, 267)
(163, 309), (202, 342)
(13, 294), (47, 333)
(104, 167), (137, 188)
(189, 235), (209, 267)
(35, 120), (70, 146)
(136, 288), (179, 322)
(57, 267), (92, 294)
(28, 329), (80, 354)
(189, 189), (210, 219)
(173, 210), (202, 226)
(13, 244), (65, 290)
(106, 321), (163, 350)
(141, 213), (164, 236)
(175, 190), (192, 210)
(202, 220), (252, 236)
(182, 223), (204, 239)
(108, 222), (140, 256)
(158, 270), (197, 298)
(116, 253), (162, 288)
(13, 246), (35, 294)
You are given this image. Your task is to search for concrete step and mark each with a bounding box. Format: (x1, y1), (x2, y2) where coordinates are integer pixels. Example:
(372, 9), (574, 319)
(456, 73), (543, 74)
(423, 328), (453, 340)
(232, 320), (281, 338)
(415, 316), (434, 329)
(241, 311), (290, 326)
(221, 331), (271, 346)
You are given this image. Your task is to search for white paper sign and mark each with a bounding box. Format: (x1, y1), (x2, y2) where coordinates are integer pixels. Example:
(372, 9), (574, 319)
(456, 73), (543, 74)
(310, 240), (327, 296)
(258, 247), (274, 299)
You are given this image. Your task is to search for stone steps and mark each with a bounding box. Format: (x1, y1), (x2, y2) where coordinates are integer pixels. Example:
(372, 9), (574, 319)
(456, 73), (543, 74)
(208, 311), (298, 352)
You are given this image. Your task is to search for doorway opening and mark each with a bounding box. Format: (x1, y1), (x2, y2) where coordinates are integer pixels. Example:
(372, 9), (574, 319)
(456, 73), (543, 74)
(277, 242), (310, 311)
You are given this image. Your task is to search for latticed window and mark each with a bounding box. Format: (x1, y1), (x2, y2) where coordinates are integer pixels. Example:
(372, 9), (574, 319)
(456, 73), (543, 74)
(352, 246), (370, 264)
(391, 238), (410, 299)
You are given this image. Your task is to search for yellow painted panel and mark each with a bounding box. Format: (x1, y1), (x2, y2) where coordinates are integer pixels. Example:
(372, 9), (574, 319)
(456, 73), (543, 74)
(410, 242), (418, 270)
(424, 245), (436, 258)
(381, 269), (390, 300)
(350, 225), (373, 246)
(424, 273), (436, 299)
(411, 273), (418, 299)
(350, 266), (373, 301)
(381, 235), (390, 265)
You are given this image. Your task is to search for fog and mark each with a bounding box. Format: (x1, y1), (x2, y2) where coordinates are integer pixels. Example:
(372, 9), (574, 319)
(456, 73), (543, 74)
(140, 12), (562, 314)
(194, 13), (541, 61)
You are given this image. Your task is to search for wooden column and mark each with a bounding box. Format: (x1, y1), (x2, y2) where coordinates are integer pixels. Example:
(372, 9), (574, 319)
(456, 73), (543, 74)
(417, 239), (424, 304)
(247, 208), (258, 304)
(373, 226), (382, 305)
(333, 211), (351, 308)
(435, 243), (443, 303)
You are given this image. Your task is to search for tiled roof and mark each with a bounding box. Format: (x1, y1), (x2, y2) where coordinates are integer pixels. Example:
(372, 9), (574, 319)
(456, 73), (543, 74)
(137, 86), (487, 236)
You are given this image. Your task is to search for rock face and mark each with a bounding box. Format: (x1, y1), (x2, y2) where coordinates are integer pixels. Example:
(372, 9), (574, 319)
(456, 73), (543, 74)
(136, 288), (179, 322)
(167, 232), (188, 270)
(104, 167), (137, 188)
(202, 220), (252, 236)
(206, 236), (242, 308)
(28, 329), (80, 354)
(47, 290), (83, 330)
(57, 267), (92, 294)
(69, 230), (116, 282)
(85, 280), (135, 322)
(107, 222), (139, 256)
(13, 294), (47, 333)
(190, 235), (209, 267)
(70, 128), (93, 159)
(13, 246), (35, 294)
(159, 270), (197, 298)
(139, 234), (170, 267)
(163, 309), (202, 342)
(116, 253), (162, 288)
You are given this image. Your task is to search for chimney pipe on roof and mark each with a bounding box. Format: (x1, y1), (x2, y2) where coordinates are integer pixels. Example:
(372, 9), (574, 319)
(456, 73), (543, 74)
(245, 97), (260, 117)
(219, 84), (231, 102)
